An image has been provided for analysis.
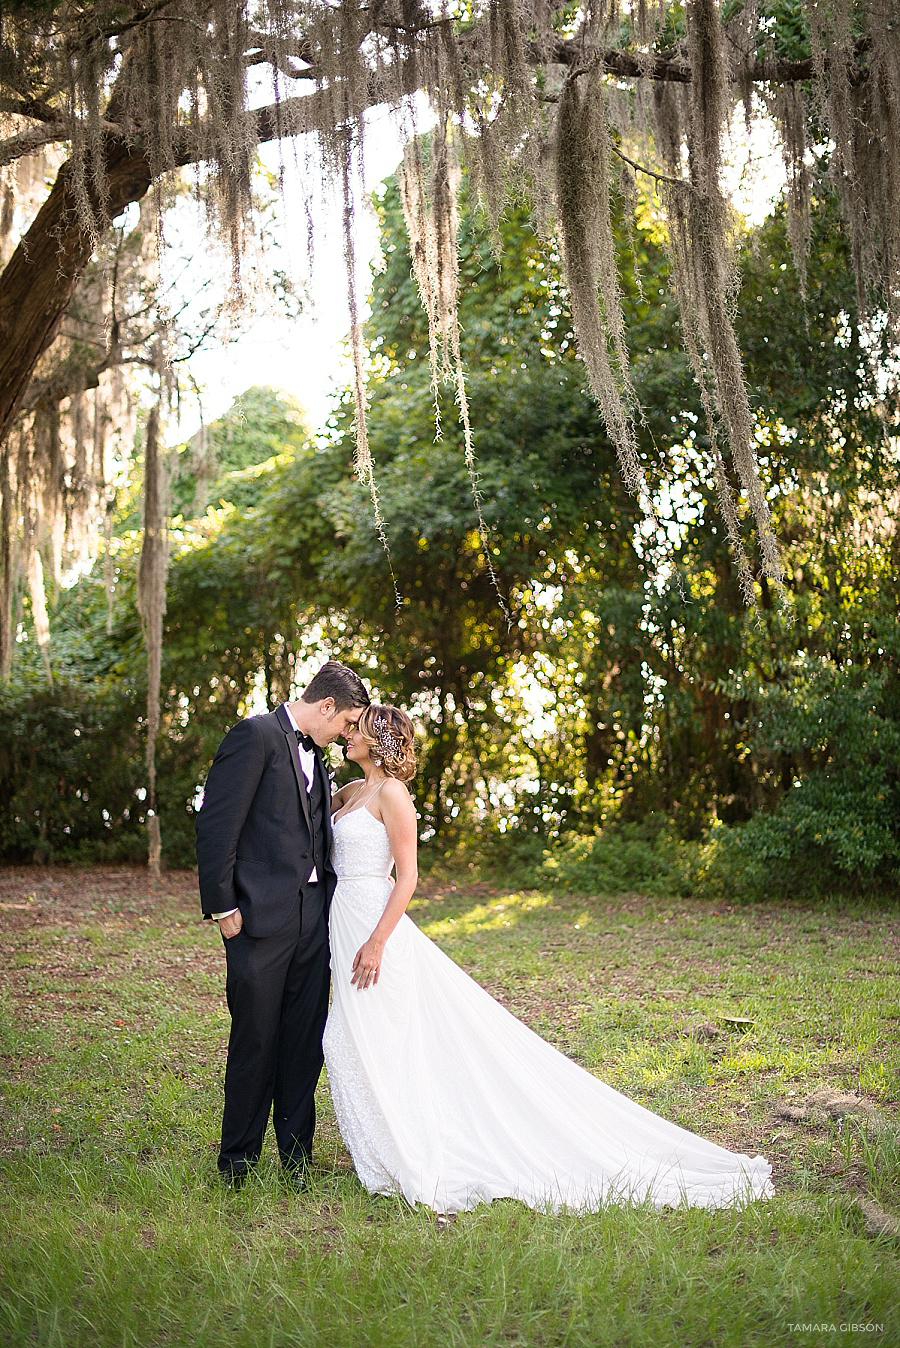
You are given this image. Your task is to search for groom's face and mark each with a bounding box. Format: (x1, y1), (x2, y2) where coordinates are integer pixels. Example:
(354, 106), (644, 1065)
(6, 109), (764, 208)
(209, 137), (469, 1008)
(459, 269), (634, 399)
(310, 698), (364, 747)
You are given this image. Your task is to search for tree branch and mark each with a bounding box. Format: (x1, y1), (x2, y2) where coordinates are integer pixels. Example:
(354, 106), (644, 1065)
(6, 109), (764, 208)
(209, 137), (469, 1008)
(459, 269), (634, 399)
(0, 96), (66, 125)
(0, 138), (153, 447)
(243, 50), (317, 80)
(535, 35), (870, 86)
(245, 29), (316, 67)
(0, 126), (68, 169)
(21, 342), (118, 411)
(76, 0), (185, 46)
(611, 144), (686, 189)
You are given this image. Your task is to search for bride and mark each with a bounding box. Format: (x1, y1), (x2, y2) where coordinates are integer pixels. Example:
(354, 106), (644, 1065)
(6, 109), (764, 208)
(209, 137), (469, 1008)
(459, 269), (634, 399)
(322, 704), (773, 1215)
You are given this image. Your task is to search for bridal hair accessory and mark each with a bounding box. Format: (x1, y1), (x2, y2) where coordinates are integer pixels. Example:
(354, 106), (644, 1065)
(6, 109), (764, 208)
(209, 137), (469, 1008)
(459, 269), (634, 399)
(359, 703), (416, 781)
(373, 715), (402, 764)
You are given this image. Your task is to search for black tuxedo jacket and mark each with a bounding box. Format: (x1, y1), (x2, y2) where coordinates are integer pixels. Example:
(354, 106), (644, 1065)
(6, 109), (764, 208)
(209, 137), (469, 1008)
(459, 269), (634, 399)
(196, 705), (337, 938)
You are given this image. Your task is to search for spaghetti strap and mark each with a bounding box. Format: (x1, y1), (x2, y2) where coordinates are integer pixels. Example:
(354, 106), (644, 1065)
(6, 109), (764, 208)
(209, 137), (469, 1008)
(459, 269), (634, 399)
(333, 778), (387, 824)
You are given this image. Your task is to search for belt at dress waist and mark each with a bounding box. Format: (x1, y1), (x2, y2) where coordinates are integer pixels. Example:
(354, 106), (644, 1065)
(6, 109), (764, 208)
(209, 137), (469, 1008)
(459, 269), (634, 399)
(335, 873), (392, 881)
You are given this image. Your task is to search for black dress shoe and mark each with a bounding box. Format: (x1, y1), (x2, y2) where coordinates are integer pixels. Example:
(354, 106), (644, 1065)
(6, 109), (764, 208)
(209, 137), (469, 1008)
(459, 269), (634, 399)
(282, 1165), (310, 1193)
(220, 1166), (251, 1190)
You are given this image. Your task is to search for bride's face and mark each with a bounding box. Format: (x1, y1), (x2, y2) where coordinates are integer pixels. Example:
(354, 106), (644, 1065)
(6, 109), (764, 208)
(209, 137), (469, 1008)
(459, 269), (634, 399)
(343, 727), (371, 766)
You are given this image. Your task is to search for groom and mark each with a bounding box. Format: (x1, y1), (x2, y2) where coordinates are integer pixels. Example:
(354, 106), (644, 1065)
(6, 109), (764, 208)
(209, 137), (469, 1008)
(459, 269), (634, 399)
(196, 660), (370, 1187)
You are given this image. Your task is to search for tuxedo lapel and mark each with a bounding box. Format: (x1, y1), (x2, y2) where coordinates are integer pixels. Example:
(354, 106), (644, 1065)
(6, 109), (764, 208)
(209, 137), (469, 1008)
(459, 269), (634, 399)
(274, 703), (313, 832)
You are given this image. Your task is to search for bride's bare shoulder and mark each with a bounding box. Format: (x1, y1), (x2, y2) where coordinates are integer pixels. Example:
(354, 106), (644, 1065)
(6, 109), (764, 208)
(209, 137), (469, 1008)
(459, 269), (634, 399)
(375, 777), (414, 818)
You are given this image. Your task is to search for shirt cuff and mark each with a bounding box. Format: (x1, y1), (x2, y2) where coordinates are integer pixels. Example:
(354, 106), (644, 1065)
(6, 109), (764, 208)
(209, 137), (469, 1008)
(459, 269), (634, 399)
(211, 908), (239, 920)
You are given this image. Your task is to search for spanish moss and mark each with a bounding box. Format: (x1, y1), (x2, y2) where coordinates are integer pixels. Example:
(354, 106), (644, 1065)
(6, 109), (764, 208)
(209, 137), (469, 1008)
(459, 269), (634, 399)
(1, 0), (899, 672)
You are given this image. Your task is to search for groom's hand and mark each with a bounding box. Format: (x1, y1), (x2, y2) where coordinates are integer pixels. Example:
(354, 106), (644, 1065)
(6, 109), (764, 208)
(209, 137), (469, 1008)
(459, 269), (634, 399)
(219, 910), (243, 940)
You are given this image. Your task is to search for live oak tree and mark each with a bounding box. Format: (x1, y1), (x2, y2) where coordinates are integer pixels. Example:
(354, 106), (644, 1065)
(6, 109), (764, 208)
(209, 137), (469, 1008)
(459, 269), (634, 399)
(7, 192), (894, 871)
(3, 0), (899, 571)
(1, 0), (898, 865)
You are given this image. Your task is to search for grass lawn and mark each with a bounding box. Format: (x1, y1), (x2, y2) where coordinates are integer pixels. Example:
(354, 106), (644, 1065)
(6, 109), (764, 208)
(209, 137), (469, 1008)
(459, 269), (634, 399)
(0, 865), (897, 1347)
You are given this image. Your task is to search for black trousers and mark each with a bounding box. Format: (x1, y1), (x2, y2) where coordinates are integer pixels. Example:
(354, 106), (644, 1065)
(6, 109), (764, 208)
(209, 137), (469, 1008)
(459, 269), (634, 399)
(219, 884), (330, 1174)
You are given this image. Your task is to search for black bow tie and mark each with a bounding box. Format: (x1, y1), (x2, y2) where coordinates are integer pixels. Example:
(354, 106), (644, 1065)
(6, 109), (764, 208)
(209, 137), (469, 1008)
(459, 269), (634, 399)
(294, 730), (315, 753)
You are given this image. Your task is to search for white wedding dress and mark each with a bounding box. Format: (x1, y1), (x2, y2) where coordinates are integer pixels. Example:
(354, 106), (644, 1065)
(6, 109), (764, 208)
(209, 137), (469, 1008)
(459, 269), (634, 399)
(322, 806), (773, 1214)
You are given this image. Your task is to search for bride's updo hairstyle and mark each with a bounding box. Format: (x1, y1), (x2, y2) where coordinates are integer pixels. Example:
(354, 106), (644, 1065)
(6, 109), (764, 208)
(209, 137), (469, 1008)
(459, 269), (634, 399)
(357, 704), (416, 782)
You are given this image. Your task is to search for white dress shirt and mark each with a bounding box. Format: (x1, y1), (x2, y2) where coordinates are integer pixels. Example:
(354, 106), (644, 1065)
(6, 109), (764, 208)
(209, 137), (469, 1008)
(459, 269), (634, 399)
(284, 704), (319, 884)
(211, 704), (318, 921)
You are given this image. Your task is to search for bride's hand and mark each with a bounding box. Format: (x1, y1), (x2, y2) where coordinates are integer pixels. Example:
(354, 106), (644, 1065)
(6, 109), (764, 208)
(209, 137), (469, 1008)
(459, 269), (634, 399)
(351, 937), (383, 991)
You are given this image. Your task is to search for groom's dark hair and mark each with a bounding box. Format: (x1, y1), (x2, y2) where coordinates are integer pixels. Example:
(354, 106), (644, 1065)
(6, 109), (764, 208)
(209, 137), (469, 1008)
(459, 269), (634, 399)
(301, 661), (370, 711)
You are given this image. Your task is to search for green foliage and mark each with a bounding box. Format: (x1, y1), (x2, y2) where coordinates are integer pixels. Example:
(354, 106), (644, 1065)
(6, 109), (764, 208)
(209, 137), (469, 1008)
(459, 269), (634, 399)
(0, 387), (322, 866)
(169, 385), (310, 518)
(700, 652), (900, 897)
(2, 163), (898, 896)
(0, 551), (147, 863)
(0, 673), (144, 863)
(538, 816), (694, 898)
(535, 645), (900, 903)
(756, 0), (811, 62)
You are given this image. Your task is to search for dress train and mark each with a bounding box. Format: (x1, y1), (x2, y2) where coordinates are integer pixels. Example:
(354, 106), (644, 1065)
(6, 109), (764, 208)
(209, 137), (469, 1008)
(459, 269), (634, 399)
(323, 808), (773, 1214)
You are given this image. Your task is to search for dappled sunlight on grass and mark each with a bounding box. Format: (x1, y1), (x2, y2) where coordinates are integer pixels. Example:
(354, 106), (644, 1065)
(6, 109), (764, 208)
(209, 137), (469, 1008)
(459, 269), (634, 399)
(860, 1062), (892, 1097)
(720, 1051), (784, 1075)
(419, 888), (555, 940)
(620, 1040), (712, 1088)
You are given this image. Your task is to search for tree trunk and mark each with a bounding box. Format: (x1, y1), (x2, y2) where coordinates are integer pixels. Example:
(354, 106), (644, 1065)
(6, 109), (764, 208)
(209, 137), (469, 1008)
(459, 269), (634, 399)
(0, 139), (152, 450)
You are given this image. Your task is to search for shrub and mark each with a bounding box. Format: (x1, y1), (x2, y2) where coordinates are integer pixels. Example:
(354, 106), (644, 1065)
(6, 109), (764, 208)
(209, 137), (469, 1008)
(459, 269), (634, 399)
(0, 675), (146, 863)
(538, 816), (695, 897)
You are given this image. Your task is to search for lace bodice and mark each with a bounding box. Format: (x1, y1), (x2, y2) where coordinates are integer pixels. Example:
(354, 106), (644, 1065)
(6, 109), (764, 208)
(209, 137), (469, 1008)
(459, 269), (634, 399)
(331, 808), (394, 880)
